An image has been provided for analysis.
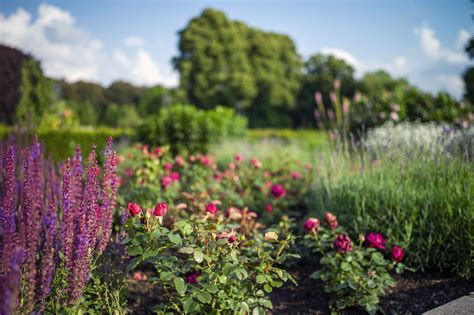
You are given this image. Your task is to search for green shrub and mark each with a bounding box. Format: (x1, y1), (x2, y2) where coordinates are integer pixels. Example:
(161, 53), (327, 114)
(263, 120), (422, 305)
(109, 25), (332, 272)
(0, 125), (133, 161)
(247, 129), (328, 151)
(137, 104), (247, 155)
(311, 124), (473, 277)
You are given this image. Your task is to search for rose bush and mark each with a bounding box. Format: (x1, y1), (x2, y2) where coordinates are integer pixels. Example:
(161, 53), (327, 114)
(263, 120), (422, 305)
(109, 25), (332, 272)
(122, 201), (299, 314)
(303, 213), (410, 314)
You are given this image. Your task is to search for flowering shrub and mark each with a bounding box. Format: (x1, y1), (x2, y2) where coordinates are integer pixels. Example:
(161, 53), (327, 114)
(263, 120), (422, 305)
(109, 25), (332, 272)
(303, 213), (409, 313)
(0, 137), (118, 313)
(123, 202), (298, 313)
(117, 144), (311, 233)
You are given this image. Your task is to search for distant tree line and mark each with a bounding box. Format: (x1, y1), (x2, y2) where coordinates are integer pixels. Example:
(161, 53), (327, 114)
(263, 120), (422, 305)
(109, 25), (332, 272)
(0, 8), (472, 130)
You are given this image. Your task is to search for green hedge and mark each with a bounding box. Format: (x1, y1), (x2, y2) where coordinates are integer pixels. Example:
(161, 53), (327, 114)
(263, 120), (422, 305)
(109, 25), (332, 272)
(248, 129), (328, 150)
(0, 125), (133, 161)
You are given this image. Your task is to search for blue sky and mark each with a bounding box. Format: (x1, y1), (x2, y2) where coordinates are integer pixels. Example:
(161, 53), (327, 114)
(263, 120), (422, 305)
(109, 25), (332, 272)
(0, 0), (472, 97)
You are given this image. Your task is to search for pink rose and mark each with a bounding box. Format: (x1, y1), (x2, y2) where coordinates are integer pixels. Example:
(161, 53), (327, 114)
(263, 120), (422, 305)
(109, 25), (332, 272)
(234, 154), (243, 162)
(250, 158), (262, 169)
(391, 246), (405, 262)
(154, 147), (162, 156)
(161, 176), (173, 188)
(214, 171), (222, 182)
(128, 202), (142, 217)
(291, 171), (302, 179)
(304, 218), (320, 232)
(270, 184), (286, 199)
(175, 156), (184, 167)
(170, 172), (180, 182)
(333, 234), (353, 253)
(324, 212), (338, 229)
(200, 155), (211, 166)
(206, 203), (218, 215)
(153, 202), (168, 217)
(365, 233), (386, 250)
(164, 162), (173, 171)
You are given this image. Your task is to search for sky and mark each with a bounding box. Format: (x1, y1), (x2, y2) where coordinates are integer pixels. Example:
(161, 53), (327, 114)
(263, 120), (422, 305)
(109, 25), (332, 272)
(0, 0), (472, 98)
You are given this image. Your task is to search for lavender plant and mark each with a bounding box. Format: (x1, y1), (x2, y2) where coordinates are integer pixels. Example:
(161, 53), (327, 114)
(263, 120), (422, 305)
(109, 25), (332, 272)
(0, 136), (118, 313)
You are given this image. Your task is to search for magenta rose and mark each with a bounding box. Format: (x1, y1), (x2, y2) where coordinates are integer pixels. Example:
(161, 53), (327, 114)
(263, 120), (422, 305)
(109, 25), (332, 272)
(391, 246), (405, 262)
(164, 162), (173, 171)
(185, 272), (200, 284)
(128, 202), (142, 217)
(153, 202), (168, 217)
(264, 204), (273, 212)
(365, 233), (386, 250)
(170, 172), (180, 182)
(161, 176), (173, 188)
(270, 184), (286, 199)
(304, 218), (320, 232)
(333, 234), (353, 253)
(206, 203), (218, 215)
(234, 154), (243, 162)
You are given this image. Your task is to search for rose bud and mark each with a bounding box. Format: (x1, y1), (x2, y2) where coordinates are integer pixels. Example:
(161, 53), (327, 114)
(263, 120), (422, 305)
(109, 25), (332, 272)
(206, 203), (218, 215)
(153, 202), (168, 217)
(333, 234), (353, 253)
(228, 235), (237, 243)
(154, 147), (162, 156)
(391, 246), (405, 262)
(128, 202), (142, 217)
(250, 158), (262, 169)
(264, 231), (279, 241)
(270, 184), (286, 199)
(225, 207), (242, 220)
(365, 233), (386, 250)
(304, 218), (320, 232)
(324, 212), (338, 229)
(264, 204), (273, 212)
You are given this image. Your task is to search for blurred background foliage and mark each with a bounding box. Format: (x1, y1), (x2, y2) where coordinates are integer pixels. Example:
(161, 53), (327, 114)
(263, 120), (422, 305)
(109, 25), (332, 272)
(0, 8), (472, 159)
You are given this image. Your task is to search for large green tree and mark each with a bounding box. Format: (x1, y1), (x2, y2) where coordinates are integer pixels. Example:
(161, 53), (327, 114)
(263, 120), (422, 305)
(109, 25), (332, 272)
(296, 54), (356, 127)
(173, 8), (302, 127)
(16, 58), (54, 124)
(463, 38), (474, 105)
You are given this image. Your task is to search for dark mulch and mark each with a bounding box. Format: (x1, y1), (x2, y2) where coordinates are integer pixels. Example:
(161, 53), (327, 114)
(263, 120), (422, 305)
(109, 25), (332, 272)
(126, 265), (474, 314)
(269, 264), (474, 315)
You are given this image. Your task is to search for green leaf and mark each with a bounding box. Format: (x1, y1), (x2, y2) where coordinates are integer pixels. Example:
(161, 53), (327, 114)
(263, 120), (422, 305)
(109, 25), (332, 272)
(160, 271), (174, 281)
(252, 306), (265, 315)
(179, 247), (195, 254)
(168, 233), (182, 245)
(126, 257), (140, 271)
(341, 262), (351, 271)
(183, 298), (197, 313)
(263, 284), (273, 293)
(194, 250), (204, 263)
(174, 277), (186, 295)
(206, 284), (218, 293)
(142, 249), (158, 260)
(256, 275), (266, 284)
(128, 245), (143, 256)
(150, 228), (162, 239)
(197, 291), (212, 304)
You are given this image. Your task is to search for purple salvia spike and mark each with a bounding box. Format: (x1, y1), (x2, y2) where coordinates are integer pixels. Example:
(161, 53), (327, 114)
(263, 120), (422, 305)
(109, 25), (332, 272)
(0, 247), (23, 315)
(83, 144), (100, 253)
(36, 199), (57, 312)
(61, 158), (75, 275)
(68, 227), (90, 304)
(0, 146), (17, 275)
(98, 137), (117, 253)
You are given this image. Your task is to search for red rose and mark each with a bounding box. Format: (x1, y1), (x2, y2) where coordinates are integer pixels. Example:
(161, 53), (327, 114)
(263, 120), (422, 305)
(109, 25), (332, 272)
(185, 272), (200, 284)
(333, 234), (353, 253)
(391, 246), (405, 262)
(128, 202), (142, 217)
(304, 218), (320, 232)
(153, 202), (168, 217)
(228, 235), (237, 243)
(365, 233), (386, 250)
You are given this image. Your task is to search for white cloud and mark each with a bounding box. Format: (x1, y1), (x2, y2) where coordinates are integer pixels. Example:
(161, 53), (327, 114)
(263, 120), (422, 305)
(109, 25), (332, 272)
(114, 49), (179, 87)
(124, 36), (145, 47)
(436, 74), (464, 97)
(456, 29), (470, 49)
(320, 47), (365, 76)
(415, 24), (468, 65)
(0, 4), (178, 87)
